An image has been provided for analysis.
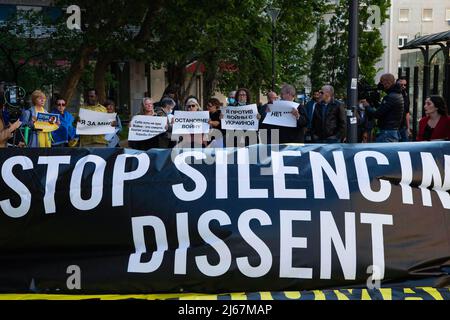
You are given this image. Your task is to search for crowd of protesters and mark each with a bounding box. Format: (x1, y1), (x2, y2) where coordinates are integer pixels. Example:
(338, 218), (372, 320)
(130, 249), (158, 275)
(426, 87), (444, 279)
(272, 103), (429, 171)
(1, 72), (449, 149)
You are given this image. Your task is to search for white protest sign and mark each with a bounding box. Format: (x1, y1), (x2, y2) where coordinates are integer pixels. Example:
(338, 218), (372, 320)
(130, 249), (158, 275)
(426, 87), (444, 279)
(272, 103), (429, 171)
(173, 111), (210, 134)
(221, 104), (259, 131)
(76, 108), (116, 135)
(262, 100), (299, 128)
(128, 115), (167, 141)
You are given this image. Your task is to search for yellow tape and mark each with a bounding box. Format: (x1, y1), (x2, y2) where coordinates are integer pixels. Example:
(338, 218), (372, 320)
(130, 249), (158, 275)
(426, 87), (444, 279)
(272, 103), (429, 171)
(0, 288), (448, 300)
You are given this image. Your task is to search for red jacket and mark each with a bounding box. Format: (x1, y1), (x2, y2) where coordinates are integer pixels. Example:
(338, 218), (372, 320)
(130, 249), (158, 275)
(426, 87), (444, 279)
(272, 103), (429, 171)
(417, 115), (450, 141)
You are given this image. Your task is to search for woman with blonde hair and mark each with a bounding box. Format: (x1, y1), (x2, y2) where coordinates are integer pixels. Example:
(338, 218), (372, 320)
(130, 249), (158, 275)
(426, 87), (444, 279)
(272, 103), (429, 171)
(139, 97), (156, 115)
(177, 97), (206, 148)
(21, 90), (51, 147)
(184, 97), (201, 111)
(129, 97), (161, 150)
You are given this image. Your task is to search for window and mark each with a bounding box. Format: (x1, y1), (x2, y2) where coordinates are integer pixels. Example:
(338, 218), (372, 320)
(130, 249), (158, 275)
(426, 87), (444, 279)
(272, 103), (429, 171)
(422, 9), (433, 21)
(446, 9), (450, 21)
(398, 35), (408, 48)
(399, 9), (409, 22)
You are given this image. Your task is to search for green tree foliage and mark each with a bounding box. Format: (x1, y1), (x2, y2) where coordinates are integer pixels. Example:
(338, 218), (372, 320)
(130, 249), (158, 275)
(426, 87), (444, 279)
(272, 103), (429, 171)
(0, 9), (56, 95)
(1, 0), (326, 106)
(309, 22), (328, 92)
(49, 0), (164, 103)
(310, 0), (390, 97)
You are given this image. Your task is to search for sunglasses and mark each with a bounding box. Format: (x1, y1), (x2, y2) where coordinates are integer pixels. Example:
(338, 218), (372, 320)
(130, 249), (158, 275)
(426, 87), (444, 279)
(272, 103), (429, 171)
(319, 91), (324, 94)
(187, 104), (197, 108)
(57, 103), (66, 106)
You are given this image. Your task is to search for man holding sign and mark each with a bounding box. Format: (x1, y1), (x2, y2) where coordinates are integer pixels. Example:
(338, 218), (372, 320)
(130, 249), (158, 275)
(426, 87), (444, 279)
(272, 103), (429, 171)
(262, 84), (307, 144)
(77, 89), (114, 148)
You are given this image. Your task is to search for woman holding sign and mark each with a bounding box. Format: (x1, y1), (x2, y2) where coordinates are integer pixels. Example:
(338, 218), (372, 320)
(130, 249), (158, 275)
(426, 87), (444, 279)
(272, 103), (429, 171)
(222, 88), (261, 147)
(21, 90), (52, 147)
(175, 98), (206, 148)
(128, 97), (161, 150)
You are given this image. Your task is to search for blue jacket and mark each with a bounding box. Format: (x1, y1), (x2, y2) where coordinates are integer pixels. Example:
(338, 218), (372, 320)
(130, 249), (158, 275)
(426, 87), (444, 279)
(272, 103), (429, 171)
(51, 109), (76, 145)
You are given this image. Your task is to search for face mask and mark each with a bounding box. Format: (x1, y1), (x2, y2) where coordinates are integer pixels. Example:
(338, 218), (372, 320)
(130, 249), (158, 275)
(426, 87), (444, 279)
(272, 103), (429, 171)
(227, 98), (235, 105)
(358, 103), (365, 110)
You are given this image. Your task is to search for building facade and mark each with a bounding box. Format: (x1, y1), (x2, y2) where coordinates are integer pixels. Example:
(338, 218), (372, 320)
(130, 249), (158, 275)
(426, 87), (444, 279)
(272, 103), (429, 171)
(383, 0), (450, 74)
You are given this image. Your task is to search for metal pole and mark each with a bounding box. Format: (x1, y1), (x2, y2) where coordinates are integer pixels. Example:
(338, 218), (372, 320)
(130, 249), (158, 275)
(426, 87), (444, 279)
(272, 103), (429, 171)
(272, 22), (276, 92)
(346, 0), (358, 143)
(412, 66), (419, 140)
(432, 65), (439, 95)
(422, 46), (430, 117)
(445, 43), (450, 111)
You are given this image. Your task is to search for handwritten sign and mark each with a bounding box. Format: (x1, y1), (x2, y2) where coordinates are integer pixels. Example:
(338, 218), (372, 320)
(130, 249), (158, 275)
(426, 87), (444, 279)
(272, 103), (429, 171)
(262, 100), (299, 128)
(221, 104), (259, 131)
(128, 115), (167, 141)
(172, 111), (210, 134)
(34, 112), (60, 132)
(76, 108), (116, 135)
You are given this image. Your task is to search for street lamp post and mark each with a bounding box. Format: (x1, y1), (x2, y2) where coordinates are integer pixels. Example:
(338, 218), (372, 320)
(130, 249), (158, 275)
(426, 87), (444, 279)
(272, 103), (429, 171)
(347, 0), (359, 143)
(266, 7), (281, 92)
(117, 61), (126, 114)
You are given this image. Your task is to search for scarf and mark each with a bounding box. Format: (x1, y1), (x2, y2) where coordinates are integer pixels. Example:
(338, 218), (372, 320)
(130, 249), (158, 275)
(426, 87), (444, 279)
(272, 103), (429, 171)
(35, 106), (51, 148)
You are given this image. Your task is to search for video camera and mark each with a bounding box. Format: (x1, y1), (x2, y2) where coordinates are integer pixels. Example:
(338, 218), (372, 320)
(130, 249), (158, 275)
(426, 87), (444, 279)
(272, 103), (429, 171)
(0, 82), (27, 123)
(358, 80), (381, 109)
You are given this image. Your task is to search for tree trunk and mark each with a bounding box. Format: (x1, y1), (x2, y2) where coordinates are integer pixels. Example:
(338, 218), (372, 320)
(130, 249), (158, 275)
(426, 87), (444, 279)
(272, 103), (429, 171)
(94, 51), (114, 104)
(167, 62), (186, 103)
(202, 52), (219, 105)
(59, 46), (95, 105)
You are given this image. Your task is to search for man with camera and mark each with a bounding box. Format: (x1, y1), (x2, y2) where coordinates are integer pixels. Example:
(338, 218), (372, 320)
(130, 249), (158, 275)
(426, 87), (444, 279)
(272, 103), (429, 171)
(364, 73), (404, 143)
(0, 85), (22, 148)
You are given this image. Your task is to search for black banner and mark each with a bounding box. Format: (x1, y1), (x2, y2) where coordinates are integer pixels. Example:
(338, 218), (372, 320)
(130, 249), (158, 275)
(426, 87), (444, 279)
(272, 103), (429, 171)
(0, 143), (449, 294)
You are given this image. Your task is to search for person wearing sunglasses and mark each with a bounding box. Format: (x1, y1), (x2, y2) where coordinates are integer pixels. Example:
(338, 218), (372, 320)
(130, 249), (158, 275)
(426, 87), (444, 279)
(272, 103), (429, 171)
(51, 98), (77, 147)
(177, 98), (206, 148)
(311, 85), (347, 143)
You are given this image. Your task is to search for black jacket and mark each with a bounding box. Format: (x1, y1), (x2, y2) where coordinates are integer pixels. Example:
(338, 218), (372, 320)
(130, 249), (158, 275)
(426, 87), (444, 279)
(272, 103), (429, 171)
(311, 99), (347, 141)
(367, 85), (404, 130)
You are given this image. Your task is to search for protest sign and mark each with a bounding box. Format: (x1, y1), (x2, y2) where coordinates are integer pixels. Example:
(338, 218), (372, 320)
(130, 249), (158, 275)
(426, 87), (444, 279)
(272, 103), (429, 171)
(173, 111), (209, 134)
(0, 143), (449, 293)
(221, 104), (259, 131)
(263, 100), (299, 127)
(128, 115), (167, 141)
(76, 108), (116, 135)
(34, 112), (60, 132)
